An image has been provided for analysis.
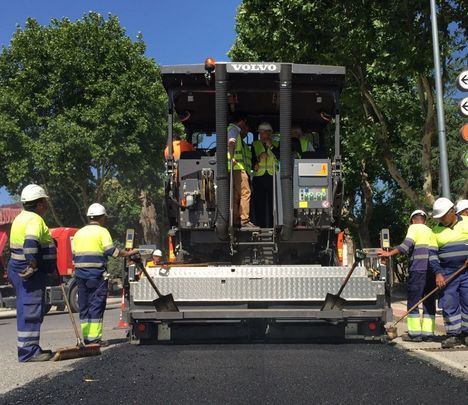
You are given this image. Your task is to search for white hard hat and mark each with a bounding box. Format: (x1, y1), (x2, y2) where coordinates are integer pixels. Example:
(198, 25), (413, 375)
(455, 199), (468, 214)
(410, 209), (427, 219)
(258, 122), (273, 132)
(86, 203), (107, 217)
(21, 184), (48, 202)
(432, 197), (454, 219)
(152, 249), (162, 257)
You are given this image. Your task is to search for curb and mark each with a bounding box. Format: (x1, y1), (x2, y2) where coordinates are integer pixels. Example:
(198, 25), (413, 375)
(0, 298), (121, 320)
(394, 342), (468, 380)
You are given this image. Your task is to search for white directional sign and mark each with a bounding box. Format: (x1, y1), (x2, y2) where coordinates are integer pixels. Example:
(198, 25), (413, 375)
(460, 97), (468, 117)
(457, 70), (468, 92)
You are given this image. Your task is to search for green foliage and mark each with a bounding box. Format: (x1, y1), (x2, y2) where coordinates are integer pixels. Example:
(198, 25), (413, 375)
(0, 13), (167, 241)
(230, 0), (467, 246)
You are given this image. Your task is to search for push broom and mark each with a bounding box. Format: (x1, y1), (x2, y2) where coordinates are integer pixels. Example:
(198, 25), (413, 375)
(52, 284), (101, 361)
(386, 261), (467, 340)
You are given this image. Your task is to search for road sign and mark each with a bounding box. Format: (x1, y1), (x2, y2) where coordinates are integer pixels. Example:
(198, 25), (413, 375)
(460, 97), (468, 117)
(457, 70), (468, 92)
(461, 124), (468, 143)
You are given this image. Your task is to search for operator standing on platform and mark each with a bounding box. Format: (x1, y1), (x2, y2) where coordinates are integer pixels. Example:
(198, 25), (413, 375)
(251, 122), (279, 228)
(379, 210), (436, 341)
(7, 184), (56, 362)
(72, 203), (137, 345)
(228, 112), (255, 227)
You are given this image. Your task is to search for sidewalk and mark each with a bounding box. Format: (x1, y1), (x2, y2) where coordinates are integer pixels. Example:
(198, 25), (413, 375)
(391, 300), (468, 379)
(0, 297), (121, 319)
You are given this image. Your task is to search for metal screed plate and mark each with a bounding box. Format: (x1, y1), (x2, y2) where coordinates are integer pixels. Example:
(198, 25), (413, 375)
(132, 266), (385, 302)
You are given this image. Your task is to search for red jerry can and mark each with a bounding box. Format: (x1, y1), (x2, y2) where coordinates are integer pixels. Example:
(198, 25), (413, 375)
(50, 227), (78, 276)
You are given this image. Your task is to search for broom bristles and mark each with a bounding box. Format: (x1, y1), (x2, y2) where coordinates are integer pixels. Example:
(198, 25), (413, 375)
(52, 344), (101, 361)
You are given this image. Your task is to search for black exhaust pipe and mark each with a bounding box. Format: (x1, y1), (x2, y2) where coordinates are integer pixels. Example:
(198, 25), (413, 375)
(215, 63), (229, 240)
(280, 64), (294, 240)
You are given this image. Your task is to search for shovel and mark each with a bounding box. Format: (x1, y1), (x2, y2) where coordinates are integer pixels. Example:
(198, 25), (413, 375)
(136, 261), (179, 312)
(321, 249), (367, 311)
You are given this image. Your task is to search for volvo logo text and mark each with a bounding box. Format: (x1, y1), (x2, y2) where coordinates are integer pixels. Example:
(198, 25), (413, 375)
(230, 63), (278, 72)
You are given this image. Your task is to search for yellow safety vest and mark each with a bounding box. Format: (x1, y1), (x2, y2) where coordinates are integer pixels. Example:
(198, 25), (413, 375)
(9, 210), (56, 268)
(72, 224), (119, 279)
(252, 140), (279, 176)
(227, 124), (252, 172)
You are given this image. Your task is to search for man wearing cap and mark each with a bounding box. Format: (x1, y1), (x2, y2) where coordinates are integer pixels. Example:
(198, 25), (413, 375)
(7, 184), (57, 362)
(379, 210), (436, 341)
(72, 203), (138, 346)
(228, 112), (255, 227)
(429, 197), (468, 348)
(251, 122), (279, 228)
(456, 199), (468, 217)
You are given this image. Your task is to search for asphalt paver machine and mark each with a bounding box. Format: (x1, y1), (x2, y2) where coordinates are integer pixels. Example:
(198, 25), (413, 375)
(127, 61), (392, 343)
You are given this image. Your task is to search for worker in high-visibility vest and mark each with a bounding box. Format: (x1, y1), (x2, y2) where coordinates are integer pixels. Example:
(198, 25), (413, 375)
(429, 198), (468, 348)
(7, 184), (57, 362)
(251, 122), (279, 228)
(72, 203), (138, 346)
(379, 210), (436, 341)
(291, 127), (315, 158)
(228, 112), (255, 227)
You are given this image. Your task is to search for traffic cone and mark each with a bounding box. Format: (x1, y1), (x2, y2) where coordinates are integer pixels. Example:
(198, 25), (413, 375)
(116, 289), (129, 329)
(168, 235), (176, 263)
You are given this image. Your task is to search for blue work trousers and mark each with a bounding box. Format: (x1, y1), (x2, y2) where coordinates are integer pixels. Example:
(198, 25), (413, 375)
(7, 265), (47, 362)
(438, 268), (468, 336)
(76, 277), (108, 343)
(406, 271), (436, 337)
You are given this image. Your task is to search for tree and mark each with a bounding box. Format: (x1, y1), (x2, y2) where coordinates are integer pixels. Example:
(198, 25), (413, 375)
(230, 0), (467, 246)
(0, 13), (167, 243)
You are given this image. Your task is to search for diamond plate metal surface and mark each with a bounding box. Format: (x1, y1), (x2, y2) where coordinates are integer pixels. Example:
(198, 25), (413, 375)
(132, 265), (384, 302)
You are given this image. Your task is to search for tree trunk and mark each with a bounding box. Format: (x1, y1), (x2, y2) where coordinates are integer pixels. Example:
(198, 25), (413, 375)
(351, 69), (424, 208)
(139, 190), (160, 245)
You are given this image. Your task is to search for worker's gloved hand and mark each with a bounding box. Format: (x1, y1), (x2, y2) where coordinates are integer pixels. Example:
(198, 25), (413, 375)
(258, 152), (267, 161)
(129, 252), (142, 262)
(19, 266), (38, 280)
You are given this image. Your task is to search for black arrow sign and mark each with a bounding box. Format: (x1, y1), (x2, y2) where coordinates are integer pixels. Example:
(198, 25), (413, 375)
(462, 75), (468, 85)
(462, 100), (468, 112)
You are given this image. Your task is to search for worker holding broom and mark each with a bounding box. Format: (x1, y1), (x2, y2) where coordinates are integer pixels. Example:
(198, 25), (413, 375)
(72, 203), (137, 346)
(7, 184), (57, 362)
(379, 210), (436, 342)
(429, 198), (468, 348)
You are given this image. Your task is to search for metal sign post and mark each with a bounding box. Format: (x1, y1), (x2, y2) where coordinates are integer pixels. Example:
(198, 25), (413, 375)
(430, 0), (451, 198)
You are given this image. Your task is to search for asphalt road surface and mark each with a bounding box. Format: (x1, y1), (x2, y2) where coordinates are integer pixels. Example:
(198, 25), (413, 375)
(1, 309), (467, 405)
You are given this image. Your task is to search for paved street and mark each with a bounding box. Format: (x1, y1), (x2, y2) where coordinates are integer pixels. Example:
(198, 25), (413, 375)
(1, 308), (468, 405)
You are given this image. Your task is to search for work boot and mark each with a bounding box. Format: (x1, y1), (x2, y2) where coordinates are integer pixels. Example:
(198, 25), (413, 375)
(463, 333), (468, 346)
(441, 335), (462, 349)
(40, 348), (53, 354)
(242, 222), (258, 228)
(401, 334), (422, 342)
(26, 352), (53, 362)
(422, 335), (436, 342)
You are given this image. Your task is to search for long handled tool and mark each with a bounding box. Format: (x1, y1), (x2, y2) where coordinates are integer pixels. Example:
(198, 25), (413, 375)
(52, 284), (101, 361)
(321, 250), (367, 311)
(386, 262), (468, 340)
(136, 261), (179, 312)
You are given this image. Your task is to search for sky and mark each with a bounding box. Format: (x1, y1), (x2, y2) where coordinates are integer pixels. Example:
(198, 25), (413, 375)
(0, 0), (241, 204)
